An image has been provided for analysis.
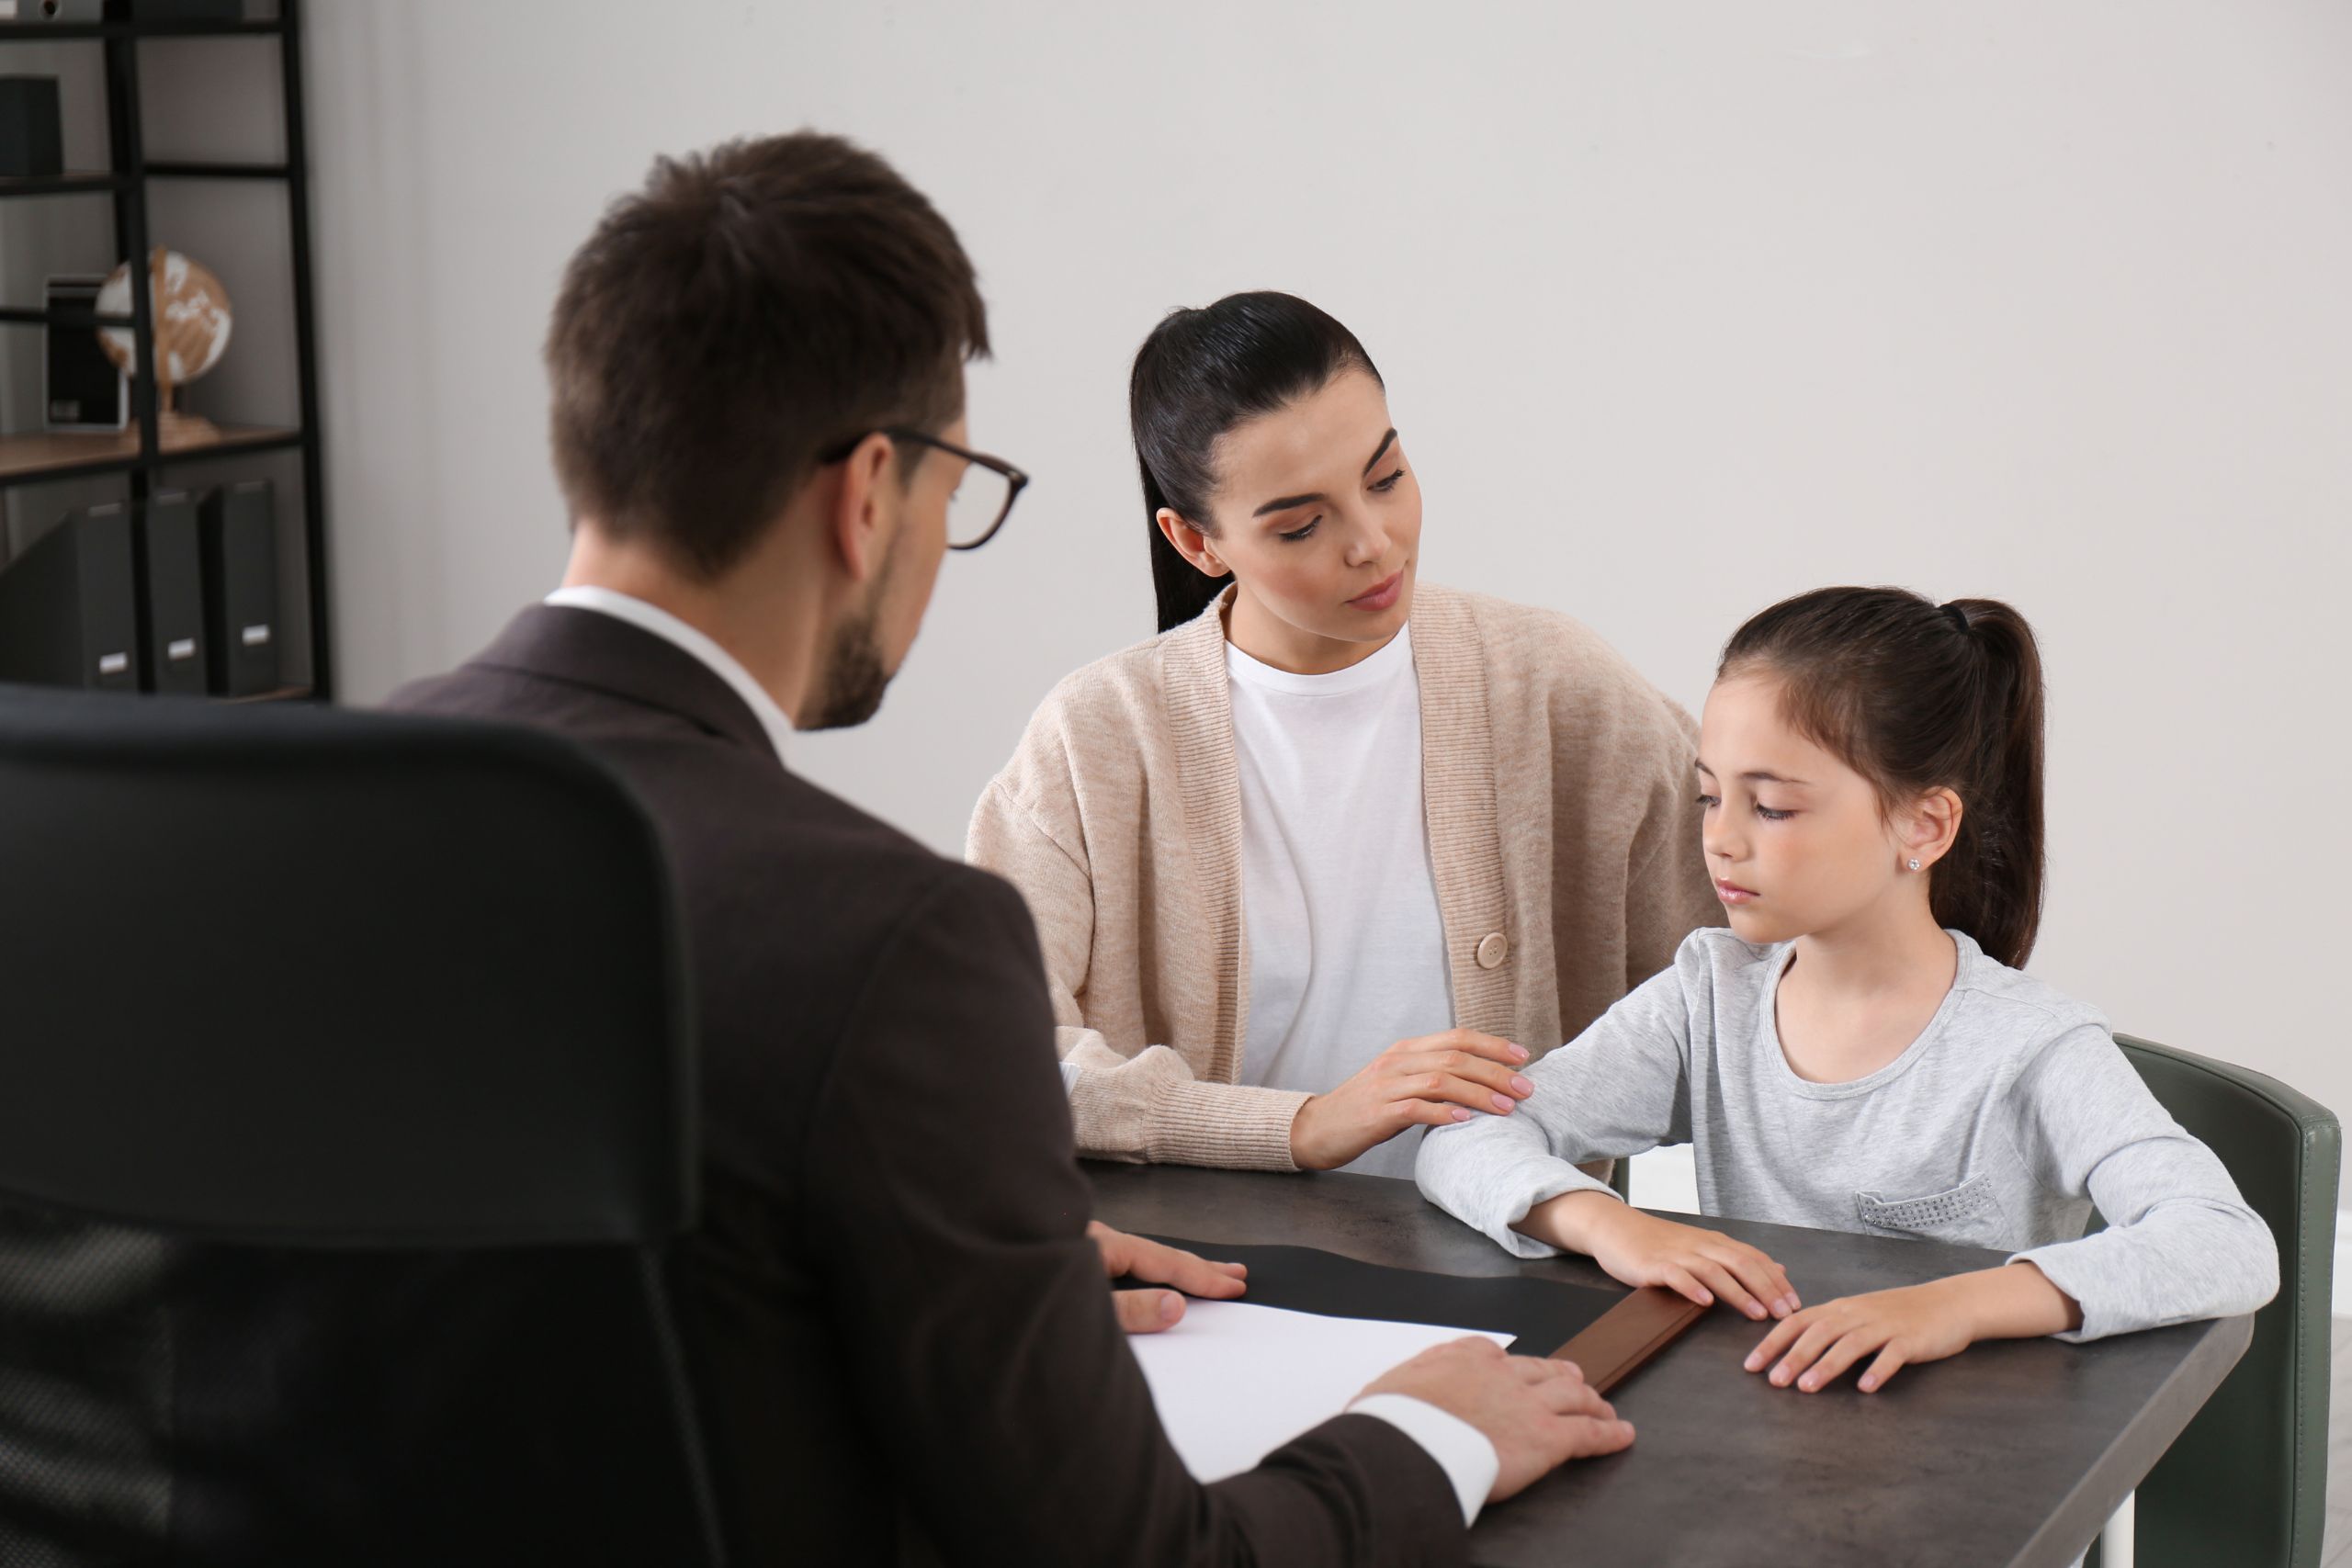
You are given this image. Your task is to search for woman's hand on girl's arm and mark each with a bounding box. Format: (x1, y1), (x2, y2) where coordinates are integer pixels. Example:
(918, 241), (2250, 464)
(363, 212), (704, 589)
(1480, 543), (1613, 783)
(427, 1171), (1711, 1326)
(1289, 1029), (1537, 1171)
(1744, 1261), (2082, 1393)
(1521, 1194), (1799, 1322)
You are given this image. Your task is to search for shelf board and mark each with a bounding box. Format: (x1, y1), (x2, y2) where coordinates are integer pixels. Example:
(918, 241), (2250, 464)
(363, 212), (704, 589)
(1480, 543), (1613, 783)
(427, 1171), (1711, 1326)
(0, 18), (285, 42)
(0, 306), (135, 327)
(220, 683), (313, 705)
(147, 160), (290, 181)
(0, 423), (300, 486)
(0, 171), (130, 198)
(0, 164), (292, 197)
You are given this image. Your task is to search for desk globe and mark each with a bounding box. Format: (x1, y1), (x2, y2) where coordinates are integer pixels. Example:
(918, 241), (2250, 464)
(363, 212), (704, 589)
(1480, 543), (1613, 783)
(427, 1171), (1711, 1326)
(96, 247), (234, 443)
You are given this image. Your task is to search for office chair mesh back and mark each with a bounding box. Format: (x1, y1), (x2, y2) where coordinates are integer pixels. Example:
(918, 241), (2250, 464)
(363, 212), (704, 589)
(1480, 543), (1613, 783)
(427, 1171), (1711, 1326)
(0, 689), (720, 1567)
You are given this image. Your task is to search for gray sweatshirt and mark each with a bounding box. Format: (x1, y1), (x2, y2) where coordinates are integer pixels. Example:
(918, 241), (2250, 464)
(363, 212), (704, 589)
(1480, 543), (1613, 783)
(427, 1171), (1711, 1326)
(1415, 929), (2278, 1341)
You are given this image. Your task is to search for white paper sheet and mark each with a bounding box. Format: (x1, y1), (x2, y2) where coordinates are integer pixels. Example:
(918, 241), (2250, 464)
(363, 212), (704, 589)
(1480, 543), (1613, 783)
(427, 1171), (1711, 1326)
(1127, 1299), (1514, 1481)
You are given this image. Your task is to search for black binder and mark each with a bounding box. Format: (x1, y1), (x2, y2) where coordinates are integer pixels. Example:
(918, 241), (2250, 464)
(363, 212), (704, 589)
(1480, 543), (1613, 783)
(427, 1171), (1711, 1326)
(198, 479), (279, 697)
(0, 502), (141, 694)
(138, 489), (209, 695)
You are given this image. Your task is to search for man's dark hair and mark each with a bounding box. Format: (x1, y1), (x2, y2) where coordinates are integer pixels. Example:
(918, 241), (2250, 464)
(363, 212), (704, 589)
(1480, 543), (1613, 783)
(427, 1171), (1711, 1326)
(546, 130), (989, 578)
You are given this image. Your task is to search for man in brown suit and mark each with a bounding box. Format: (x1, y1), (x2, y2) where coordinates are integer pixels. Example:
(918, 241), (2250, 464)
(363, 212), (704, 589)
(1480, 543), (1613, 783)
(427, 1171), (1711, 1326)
(390, 130), (1633, 1566)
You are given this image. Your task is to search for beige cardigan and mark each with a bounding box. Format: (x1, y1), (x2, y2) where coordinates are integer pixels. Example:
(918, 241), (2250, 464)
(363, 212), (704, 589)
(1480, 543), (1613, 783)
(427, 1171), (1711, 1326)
(967, 582), (1720, 1171)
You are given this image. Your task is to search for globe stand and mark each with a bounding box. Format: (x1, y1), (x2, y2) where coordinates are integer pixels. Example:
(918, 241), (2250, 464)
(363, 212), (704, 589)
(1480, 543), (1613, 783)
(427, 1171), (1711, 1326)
(155, 385), (218, 446)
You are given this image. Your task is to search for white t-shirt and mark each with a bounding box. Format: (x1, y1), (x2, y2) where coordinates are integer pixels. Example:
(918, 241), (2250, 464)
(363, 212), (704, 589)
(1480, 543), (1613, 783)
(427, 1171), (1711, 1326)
(1227, 625), (1456, 1179)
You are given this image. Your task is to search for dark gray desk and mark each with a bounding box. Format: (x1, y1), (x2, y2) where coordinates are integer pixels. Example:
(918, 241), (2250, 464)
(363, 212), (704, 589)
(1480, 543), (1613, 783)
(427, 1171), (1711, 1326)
(1088, 1162), (2251, 1568)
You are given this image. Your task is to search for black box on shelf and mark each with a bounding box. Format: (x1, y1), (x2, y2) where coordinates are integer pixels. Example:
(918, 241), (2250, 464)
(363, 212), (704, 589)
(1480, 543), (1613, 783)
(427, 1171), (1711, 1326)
(198, 479), (277, 696)
(0, 502), (141, 693)
(0, 76), (62, 179)
(45, 275), (128, 431)
(139, 489), (209, 694)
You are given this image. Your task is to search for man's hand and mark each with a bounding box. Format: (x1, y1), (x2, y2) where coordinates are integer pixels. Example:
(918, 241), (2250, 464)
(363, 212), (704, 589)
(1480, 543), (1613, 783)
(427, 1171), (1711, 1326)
(1290, 1029), (1536, 1171)
(1089, 1221), (1247, 1334)
(1360, 1338), (1634, 1503)
(1522, 1192), (1798, 1321)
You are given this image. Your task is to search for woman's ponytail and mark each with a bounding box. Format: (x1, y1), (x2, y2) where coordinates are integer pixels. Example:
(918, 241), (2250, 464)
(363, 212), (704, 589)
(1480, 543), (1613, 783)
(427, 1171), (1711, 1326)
(1143, 459), (1229, 634)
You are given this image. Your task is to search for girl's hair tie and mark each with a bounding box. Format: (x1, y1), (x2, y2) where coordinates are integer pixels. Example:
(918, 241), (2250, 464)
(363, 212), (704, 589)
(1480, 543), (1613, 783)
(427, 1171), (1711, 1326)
(1942, 602), (1971, 636)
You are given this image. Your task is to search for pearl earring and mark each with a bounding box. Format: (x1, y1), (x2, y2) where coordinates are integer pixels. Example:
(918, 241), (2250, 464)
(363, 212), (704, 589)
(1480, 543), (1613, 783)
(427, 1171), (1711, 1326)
(1907, 858), (1922, 871)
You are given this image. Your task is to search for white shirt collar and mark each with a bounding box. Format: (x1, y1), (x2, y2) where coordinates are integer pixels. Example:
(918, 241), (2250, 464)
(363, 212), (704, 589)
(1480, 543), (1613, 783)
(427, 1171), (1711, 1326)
(542, 585), (797, 762)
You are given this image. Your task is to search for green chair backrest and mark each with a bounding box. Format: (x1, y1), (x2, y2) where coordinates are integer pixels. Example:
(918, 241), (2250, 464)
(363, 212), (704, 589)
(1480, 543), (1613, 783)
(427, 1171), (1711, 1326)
(2100, 1033), (2338, 1568)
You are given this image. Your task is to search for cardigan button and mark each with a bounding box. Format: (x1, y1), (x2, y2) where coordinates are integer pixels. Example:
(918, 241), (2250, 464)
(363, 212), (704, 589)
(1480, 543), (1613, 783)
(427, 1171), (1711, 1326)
(1476, 931), (1509, 969)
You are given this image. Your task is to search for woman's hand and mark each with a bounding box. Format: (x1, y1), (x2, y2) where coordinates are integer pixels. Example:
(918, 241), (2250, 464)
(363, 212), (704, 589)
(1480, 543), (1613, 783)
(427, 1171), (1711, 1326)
(1089, 1221), (1248, 1333)
(1529, 1193), (1799, 1321)
(1744, 1263), (2079, 1393)
(1288, 1029), (1537, 1171)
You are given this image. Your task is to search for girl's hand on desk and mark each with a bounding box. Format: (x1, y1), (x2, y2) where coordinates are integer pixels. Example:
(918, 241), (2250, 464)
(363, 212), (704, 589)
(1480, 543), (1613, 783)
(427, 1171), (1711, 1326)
(1535, 1195), (1799, 1321)
(1289, 1029), (1537, 1171)
(1744, 1280), (1975, 1393)
(1745, 1263), (2081, 1393)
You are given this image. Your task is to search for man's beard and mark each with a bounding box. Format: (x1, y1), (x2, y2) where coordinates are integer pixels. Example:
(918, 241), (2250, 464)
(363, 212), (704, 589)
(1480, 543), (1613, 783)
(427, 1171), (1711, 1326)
(802, 607), (888, 731)
(799, 539), (901, 732)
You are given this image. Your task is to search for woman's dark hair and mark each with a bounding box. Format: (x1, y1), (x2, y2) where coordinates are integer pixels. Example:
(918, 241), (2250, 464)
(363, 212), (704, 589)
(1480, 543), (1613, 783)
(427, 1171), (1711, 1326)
(1718, 587), (2047, 969)
(1129, 291), (1381, 633)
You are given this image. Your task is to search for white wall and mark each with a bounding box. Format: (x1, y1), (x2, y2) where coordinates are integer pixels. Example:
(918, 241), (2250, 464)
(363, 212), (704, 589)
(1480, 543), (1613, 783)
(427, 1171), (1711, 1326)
(305, 2), (2352, 1124)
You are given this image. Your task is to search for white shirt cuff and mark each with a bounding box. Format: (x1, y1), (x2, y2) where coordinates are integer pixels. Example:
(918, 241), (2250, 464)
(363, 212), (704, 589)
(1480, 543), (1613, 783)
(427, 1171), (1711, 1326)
(1345, 1393), (1499, 1527)
(1057, 1060), (1081, 1096)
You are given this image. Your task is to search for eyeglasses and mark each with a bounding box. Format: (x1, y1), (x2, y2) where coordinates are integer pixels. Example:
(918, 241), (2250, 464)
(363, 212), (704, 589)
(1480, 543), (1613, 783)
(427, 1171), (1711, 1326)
(817, 427), (1030, 551)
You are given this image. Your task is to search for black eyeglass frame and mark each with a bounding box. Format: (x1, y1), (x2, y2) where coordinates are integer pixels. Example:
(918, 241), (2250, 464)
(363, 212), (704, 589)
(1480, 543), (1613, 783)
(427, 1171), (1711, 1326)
(816, 427), (1030, 551)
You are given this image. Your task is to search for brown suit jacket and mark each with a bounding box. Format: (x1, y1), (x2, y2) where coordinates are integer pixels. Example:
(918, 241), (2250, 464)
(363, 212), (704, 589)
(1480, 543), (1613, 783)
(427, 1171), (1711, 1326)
(388, 605), (1467, 1568)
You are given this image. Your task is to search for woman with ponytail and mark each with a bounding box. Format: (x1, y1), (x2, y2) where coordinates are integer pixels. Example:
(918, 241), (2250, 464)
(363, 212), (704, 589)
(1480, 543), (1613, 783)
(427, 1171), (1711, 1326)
(968, 291), (1717, 1177)
(1419, 586), (2277, 1392)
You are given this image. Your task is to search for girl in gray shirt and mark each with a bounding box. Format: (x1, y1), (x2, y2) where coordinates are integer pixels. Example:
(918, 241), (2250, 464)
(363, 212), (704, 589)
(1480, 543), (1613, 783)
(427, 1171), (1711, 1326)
(1417, 587), (2277, 1396)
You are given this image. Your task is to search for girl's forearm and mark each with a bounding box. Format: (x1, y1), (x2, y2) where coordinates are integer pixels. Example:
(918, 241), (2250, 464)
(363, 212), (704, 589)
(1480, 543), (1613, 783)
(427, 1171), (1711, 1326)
(1512, 1190), (1621, 1254)
(1948, 1260), (2084, 1341)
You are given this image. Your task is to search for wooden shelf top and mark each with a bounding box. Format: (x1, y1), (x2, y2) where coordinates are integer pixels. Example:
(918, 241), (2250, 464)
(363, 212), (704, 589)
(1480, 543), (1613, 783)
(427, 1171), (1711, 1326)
(0, 423), (300, 485)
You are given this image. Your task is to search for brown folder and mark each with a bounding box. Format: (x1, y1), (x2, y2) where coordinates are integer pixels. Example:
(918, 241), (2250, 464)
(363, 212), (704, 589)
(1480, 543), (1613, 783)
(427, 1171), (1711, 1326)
(1551, 1286), (1707, 1393)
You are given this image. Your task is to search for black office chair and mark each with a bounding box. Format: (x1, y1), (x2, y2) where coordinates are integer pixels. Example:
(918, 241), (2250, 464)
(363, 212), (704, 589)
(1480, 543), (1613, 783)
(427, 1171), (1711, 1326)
(0, 685), (723, 1566)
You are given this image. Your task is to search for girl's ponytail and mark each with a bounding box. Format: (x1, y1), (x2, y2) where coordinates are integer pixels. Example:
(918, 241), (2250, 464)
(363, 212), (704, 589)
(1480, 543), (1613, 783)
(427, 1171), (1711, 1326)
(1933, 600), (2046, 969)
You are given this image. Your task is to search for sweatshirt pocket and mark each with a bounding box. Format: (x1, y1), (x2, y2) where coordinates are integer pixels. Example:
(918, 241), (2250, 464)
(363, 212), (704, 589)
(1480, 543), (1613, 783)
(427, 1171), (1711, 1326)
(1853, 1174), (2005, 1248)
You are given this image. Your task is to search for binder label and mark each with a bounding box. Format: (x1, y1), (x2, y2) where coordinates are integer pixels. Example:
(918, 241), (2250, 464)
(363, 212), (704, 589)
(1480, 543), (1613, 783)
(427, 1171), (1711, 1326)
(241, 625), (272, 648)
(168, 638), (198, 660)
(98, 652), (129, 675)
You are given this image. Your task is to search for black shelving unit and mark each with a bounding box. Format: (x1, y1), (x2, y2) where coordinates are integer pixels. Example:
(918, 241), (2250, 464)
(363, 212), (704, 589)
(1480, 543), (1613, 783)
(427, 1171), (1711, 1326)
(0, 0), (330, 699)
